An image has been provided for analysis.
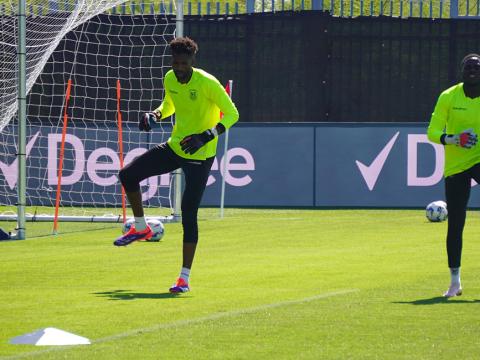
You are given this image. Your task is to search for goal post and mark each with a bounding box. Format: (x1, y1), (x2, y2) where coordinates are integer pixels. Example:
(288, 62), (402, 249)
(173, 0), (184, 223)
(17, 0), (27, 240)
(1, 0), (185, 238)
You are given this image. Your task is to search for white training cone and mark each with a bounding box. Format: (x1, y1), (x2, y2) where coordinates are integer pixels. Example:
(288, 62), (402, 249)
(10, 327), (90, 346)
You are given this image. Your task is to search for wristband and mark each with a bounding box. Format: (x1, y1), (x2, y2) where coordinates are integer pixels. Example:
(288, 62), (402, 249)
(211, 127), (219, 137)
(440, 134), (447, 145)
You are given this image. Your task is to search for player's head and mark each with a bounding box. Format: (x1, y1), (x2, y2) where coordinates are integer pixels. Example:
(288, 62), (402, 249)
(461, 53), (480, 86)
(170, 37), (198, 83)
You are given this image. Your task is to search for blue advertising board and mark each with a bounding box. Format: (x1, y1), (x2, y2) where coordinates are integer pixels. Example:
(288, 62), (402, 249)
(202, 125), (314, 206)
(315, 124), (450, 207)
(1, 123), (477, 208)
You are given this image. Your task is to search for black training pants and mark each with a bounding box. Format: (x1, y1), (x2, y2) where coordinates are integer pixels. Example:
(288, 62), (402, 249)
(118, 142), (214, 243)
(444, 162), (480, 268)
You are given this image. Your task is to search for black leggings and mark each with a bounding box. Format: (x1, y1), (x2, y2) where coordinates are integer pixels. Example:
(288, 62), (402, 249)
(118, 143), (214, 244)
(444, 162), (480, 268)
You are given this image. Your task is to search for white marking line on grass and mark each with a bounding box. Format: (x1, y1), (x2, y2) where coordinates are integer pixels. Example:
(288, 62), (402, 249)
(2, 288), (358, 360)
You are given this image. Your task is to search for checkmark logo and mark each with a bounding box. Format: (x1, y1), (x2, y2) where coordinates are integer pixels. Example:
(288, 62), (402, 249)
(0, 131), (40, 190)
(355, 132), (399, 191)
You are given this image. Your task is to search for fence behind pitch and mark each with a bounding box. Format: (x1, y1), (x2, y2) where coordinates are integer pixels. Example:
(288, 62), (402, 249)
(2, 0), (480, 18)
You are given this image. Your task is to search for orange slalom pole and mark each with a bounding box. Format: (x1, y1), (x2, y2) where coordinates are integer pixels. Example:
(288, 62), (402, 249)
(117, 80), (127, 223)
(53, 79), (72, 234)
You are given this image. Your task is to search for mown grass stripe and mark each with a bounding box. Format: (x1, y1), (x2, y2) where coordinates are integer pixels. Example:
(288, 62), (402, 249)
(1, 289), (358, 360)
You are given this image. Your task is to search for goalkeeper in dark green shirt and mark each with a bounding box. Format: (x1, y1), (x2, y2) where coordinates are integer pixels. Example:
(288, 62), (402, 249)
(427, 54), (480, 298)
(114, 37), (239, 293)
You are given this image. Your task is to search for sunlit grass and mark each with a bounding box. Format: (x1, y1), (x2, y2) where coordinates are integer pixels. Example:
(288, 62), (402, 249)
(1, 209), (480, 359)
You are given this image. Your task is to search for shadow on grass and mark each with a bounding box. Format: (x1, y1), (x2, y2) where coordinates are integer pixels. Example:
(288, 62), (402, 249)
(93, 289), (186, 300)
(393, 296), (480, 305)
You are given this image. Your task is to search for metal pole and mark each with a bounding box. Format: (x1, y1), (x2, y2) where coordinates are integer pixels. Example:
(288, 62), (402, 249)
(247, 0), (255, 13)
(219, 130), (229, 219)
(173, 0), (184, 222)
(450, 0), (459, 17)
(176, 0), (184, 37)
(220, 80), (233, 219)
(16, 0), (26, 240)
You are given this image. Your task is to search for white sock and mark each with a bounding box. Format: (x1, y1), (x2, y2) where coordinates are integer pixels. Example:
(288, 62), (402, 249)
(450, 267), (461, 285)
(134, 217), (147, 231)
(179, 267), (190, 283)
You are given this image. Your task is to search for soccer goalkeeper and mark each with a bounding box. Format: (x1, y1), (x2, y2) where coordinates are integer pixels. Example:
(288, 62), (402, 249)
(114, 37), (239, 293)
(427, 53), (480, 298)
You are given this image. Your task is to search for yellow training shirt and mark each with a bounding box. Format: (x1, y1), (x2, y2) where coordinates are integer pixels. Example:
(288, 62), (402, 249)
(427, 83), (480, 177)
(155, 68), (239, 160)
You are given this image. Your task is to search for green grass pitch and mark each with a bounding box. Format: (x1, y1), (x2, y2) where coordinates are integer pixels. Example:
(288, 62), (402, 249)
(1, 208), (480, 359)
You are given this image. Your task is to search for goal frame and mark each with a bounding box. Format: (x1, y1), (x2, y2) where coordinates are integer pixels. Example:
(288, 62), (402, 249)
(10, 0), (184, 239)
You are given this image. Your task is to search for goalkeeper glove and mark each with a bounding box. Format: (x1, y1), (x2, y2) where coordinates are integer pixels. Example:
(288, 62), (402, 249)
(444, 128), (478, 149)
(139, 111), (161, 132)
(180, 128), (218, 155)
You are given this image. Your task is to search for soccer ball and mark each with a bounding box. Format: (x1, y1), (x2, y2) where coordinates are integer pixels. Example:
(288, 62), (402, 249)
(121, 218), (165, 241)
(147, 219), (165, 242)
(121, 218), (135, 234)
(426, 201), (448, 222)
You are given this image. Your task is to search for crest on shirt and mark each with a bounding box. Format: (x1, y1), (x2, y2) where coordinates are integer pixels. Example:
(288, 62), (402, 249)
(189, 89), (198, 101)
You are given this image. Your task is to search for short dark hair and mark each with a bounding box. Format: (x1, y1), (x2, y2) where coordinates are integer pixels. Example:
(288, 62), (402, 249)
(461, 53), (480, 65)
(170, 37), (198, 56)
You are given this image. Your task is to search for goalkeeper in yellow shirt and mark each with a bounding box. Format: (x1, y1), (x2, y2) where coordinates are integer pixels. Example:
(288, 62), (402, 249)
(114, 37), (239, 293)
(427, 54), (480, 298)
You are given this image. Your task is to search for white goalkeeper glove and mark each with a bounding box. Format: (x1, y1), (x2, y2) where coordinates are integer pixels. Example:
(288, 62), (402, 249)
(444, 128), (478, 149)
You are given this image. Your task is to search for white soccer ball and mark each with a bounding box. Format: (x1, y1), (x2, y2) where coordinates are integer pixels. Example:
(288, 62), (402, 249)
(147, 218), (165, 241)
(426, 201), (448, 222)
(121, 218), (135, 234)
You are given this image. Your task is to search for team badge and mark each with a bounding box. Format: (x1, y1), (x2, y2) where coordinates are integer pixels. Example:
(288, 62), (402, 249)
(189, 89), (197, 101)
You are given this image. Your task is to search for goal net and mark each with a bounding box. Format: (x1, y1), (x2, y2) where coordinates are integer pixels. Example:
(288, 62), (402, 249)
(0, 0), (179, 234)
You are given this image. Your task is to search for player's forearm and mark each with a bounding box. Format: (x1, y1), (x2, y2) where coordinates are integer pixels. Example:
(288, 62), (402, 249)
(218, 106), (239, 130)
(156, 90), (175, 119)
(428, 91), (451, 144)
(427, 126), (445, 144)
(211, 80), (239, 130)
(427, 115), (447, 144)
(155, 103), (174, 119)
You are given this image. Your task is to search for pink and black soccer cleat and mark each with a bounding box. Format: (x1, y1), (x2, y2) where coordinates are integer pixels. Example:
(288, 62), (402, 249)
(443, 283), (463, 298)
(114, 226), (153, 246)
(169, 278), (190, 293)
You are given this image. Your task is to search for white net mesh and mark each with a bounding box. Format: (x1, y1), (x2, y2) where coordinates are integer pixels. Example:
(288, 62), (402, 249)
(0, 0), (176, 223)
